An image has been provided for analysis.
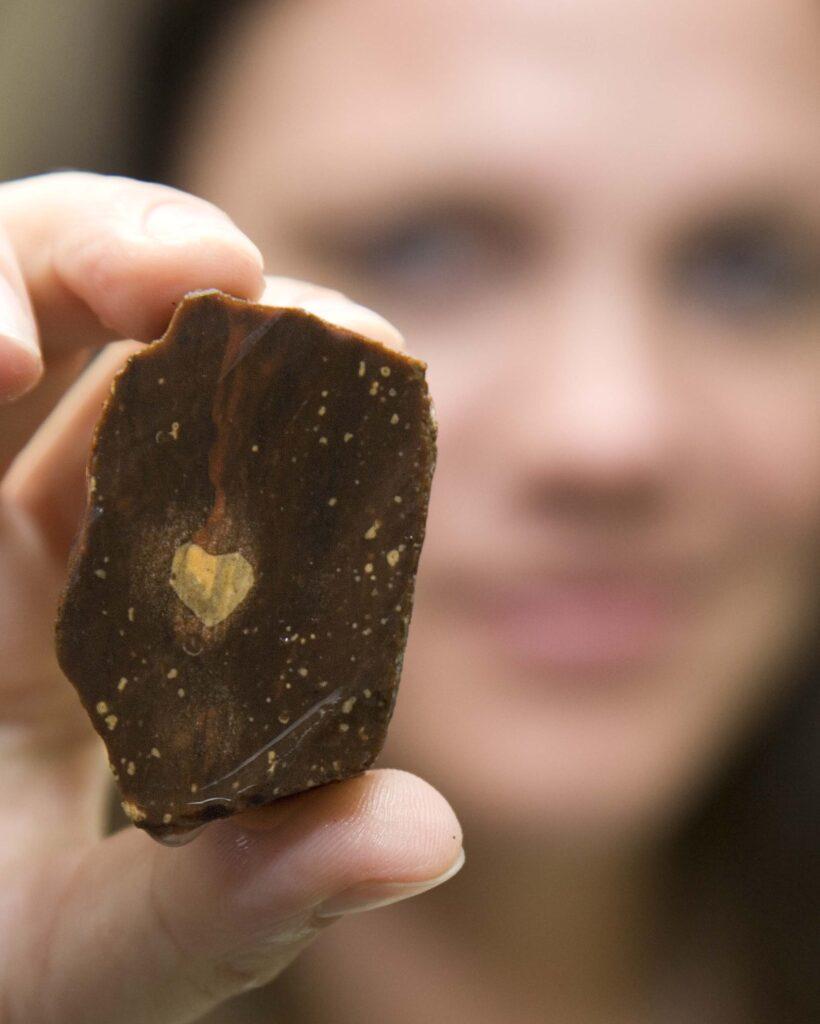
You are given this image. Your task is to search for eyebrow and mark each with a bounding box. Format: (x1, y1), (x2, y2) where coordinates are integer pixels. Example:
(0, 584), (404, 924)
(660, 195), (820, 255)
(268, 137), (820, 262)
(294, 188), (528, 247)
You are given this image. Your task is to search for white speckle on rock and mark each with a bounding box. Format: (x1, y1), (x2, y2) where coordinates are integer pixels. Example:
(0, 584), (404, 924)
(122, 801), (146, 823)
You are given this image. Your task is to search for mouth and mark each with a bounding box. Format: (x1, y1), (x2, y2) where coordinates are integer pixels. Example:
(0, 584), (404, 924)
(456, 569), (696, 675)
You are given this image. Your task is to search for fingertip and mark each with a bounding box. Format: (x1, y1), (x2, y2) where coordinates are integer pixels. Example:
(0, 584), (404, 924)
(143, 200), (264, 271)
(299, 297), (405, 352)
(259, 276), (405, 352)
(141, 199), (267, 319)
(234, 768), (462, 886)
(55, 194), (267, 344)
(352, 769), (463, 878)
(86, 243), (266, 343)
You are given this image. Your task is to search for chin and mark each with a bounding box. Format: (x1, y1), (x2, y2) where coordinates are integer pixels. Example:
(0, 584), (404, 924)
(385, 704), (698, 850)
(383, 612), (773, 850)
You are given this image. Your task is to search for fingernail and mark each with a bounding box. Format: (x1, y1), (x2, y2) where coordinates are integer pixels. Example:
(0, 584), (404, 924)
(315, 848), (465, 919)
(145, 202), (264, 267)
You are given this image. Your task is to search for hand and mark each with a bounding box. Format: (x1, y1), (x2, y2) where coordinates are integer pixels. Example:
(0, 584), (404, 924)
(0, 172), (463, 1024)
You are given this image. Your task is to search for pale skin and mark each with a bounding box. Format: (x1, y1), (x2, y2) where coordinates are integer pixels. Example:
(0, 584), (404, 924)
(1, 1), (818, 1024)
(0, 173), (462, 1024)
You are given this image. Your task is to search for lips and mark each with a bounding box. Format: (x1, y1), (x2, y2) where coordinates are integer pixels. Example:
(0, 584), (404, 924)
(458, 572), (691, 674)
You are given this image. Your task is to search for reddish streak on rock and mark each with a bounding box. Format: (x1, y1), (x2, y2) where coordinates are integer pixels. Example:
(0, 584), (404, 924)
(195, 314), (278, 552)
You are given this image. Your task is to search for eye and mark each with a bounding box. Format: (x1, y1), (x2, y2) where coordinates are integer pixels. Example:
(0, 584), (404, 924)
(672, 216), (819, 317)
(309, 203), (526, 303)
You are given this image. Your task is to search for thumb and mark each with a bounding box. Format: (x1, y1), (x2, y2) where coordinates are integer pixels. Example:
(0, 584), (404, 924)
(9, 769), (463, 1024)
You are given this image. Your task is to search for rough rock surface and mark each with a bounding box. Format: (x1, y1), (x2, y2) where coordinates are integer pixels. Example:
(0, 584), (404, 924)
(56, 290), (436, 841)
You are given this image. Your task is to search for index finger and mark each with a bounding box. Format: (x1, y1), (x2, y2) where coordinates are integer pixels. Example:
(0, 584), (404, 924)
(0, 171), (265, 367)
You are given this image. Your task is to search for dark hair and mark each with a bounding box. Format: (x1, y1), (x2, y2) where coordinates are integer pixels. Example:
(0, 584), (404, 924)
(132, 0), (266, 183)
(134, 5), (819, 1021)
(662, 645), (819, 1022)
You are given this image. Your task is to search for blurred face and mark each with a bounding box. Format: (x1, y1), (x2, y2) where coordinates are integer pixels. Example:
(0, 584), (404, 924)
(177, 0), (820, 844)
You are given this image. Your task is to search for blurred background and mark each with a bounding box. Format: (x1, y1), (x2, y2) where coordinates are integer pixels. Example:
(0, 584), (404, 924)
(1, 1), (817, 1022)
(0, 1), (146, 181)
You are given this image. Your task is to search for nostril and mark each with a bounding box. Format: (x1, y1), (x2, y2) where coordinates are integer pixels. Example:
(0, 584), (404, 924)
(529, 473), (663, 525)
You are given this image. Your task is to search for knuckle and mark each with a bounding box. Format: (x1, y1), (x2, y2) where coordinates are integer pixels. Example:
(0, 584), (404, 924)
(56, 228), (132, 319)
(54, 227), (170, 341)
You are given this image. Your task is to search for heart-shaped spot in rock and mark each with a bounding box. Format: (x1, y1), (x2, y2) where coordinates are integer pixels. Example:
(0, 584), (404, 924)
(170, 542), (254, 627)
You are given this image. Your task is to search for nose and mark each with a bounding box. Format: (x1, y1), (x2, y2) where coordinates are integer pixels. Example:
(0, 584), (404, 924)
(503, 268), (674, 511)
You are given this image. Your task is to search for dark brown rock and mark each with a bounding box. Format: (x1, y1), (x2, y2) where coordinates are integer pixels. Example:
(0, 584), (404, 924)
(55, 290), (436, 842)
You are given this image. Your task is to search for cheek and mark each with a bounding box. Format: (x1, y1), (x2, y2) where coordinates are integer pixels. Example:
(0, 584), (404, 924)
(690, 341), (820, 536)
